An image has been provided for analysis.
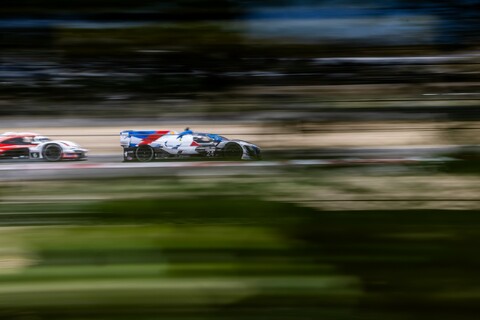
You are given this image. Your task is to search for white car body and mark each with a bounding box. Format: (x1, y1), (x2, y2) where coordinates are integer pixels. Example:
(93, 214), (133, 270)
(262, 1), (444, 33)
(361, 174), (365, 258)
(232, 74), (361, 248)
(0, 132), (88, 161)
(120, 129), (261, 161)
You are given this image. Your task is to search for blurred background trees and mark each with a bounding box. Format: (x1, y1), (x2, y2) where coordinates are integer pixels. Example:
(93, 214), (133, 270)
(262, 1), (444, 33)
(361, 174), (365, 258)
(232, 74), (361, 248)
(1, 0), (480, 119)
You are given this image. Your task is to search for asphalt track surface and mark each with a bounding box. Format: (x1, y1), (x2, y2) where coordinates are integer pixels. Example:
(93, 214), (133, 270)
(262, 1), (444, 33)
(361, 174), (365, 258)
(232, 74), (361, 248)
(0, 146), (460, 181)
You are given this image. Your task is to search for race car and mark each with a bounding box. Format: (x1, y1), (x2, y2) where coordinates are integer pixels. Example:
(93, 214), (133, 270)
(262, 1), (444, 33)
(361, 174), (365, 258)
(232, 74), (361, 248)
(0, 132), (87, 161)
(120, 128), (261, 162)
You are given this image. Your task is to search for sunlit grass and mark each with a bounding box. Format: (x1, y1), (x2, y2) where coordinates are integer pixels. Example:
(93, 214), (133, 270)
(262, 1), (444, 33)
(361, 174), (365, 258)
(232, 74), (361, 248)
(0, 169), (479, 319)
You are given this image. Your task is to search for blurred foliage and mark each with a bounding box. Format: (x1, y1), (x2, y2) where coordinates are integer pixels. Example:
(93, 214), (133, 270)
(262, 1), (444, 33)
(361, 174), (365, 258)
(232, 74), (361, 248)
(0, 166), (479, 319)
(56, 24), (245, 54)
(1, 192), (480, 319)
(0, 0), (246, 18)
(1, 1), (480, 119)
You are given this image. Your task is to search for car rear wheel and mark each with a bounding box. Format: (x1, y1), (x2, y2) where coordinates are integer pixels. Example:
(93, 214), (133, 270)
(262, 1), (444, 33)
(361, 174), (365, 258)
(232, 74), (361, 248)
(223, 143), (243, 160)
(135, 146), (154, 162)
(42, 144), (63, 162)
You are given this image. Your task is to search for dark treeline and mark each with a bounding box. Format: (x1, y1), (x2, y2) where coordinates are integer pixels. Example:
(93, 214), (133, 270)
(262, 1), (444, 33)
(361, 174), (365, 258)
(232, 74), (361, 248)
(1, 0), (480, 117)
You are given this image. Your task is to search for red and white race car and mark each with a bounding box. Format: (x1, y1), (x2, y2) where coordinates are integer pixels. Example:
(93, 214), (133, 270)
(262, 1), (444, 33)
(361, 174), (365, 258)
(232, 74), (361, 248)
(0, 132), (87, 161)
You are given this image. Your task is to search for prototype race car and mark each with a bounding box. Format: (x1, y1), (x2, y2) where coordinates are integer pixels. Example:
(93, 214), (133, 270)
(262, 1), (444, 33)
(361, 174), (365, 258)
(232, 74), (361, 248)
(120, 128), (261, 162)
(0, 132), (87, 161)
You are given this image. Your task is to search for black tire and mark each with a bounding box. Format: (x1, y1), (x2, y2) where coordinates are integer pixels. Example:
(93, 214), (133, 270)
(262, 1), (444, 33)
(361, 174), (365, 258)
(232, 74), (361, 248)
(135, 146), (154, 162)
(223, 143), (243, 160)
(42, 144), (63, 162)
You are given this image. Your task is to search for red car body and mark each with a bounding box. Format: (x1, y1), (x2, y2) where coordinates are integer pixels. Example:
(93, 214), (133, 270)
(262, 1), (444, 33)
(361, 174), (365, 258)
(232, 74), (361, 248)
(0, 133), (36, 159)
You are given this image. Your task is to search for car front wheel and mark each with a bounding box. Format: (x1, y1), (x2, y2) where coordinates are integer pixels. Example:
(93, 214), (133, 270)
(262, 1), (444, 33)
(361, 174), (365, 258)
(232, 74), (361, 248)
(223, 143), (243, 160)
(42, 144), (63, 162)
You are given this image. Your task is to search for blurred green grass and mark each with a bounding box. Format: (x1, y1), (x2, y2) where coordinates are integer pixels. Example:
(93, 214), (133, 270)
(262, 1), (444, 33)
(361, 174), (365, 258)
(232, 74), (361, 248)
(0, 172), (480, 319)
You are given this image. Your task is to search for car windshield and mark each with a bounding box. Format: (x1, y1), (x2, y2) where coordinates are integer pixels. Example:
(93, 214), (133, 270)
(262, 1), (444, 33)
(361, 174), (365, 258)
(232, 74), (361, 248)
(207, 134), (228, 142)
(34, 136), (51, 143)
(193, 135), (213, 143)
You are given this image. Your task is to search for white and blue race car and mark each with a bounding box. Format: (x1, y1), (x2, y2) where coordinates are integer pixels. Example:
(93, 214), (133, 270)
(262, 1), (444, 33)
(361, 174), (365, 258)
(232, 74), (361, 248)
(120, 128), (261, 162)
